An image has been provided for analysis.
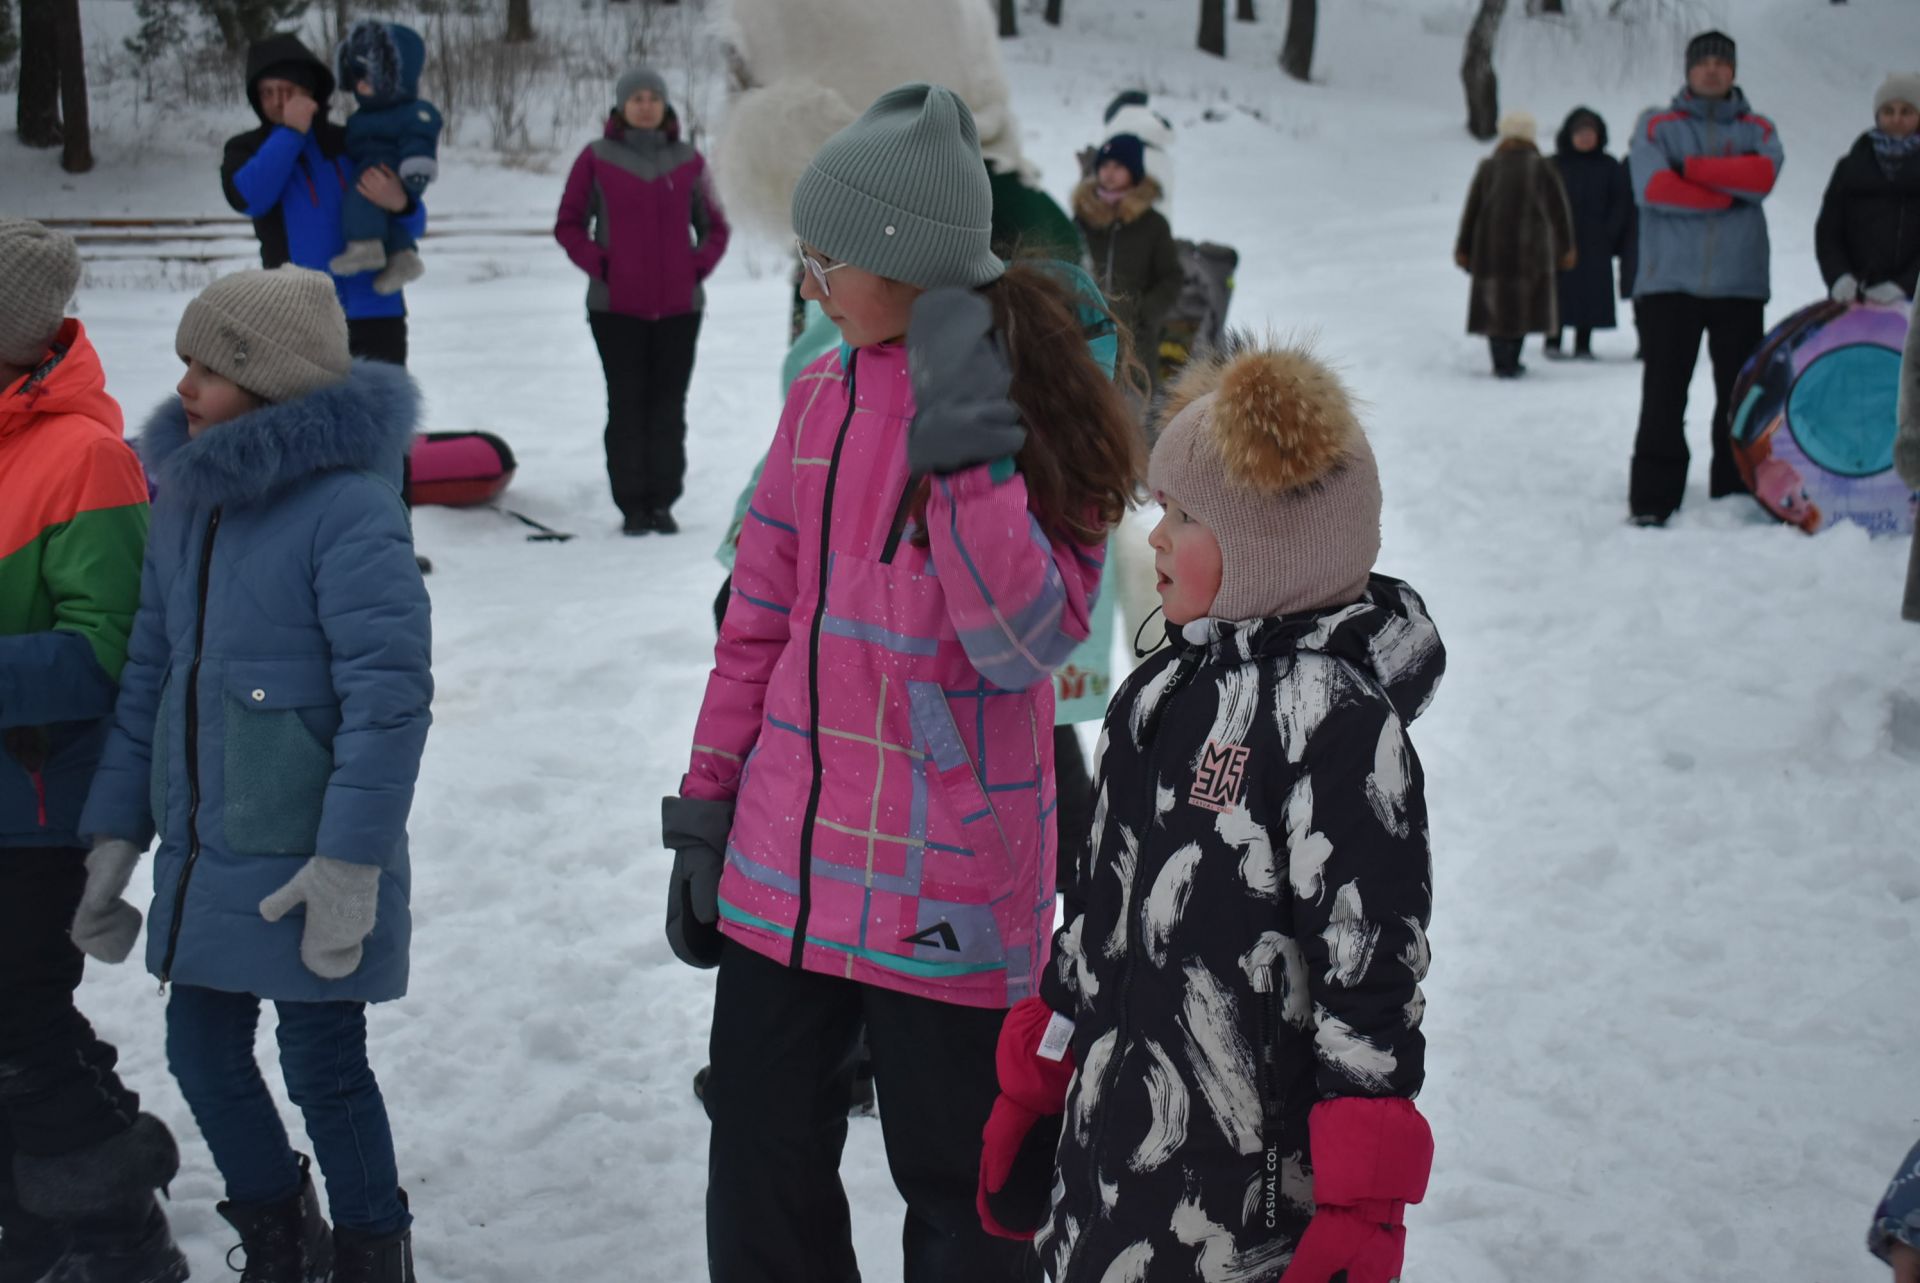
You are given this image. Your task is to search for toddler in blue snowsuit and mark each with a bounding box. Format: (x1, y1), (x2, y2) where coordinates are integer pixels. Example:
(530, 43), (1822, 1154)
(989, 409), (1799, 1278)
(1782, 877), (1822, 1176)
(328, 20), (442, 295)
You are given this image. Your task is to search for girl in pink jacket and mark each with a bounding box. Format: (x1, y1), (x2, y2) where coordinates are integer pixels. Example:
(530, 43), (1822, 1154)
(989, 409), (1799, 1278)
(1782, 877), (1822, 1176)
(661, 84), (1144, 1282)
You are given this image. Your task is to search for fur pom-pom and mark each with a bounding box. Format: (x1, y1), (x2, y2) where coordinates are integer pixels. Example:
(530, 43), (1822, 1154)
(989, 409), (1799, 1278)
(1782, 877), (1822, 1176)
(1162, 342), (1364, 495)
(714, 81), (859, 241)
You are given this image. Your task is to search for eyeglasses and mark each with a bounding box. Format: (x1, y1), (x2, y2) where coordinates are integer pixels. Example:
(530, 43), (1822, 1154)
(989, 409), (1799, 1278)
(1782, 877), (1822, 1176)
(795, 241), (850, 298)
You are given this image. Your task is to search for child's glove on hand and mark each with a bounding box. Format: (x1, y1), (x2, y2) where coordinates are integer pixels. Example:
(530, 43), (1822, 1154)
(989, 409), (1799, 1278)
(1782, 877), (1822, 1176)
(1277, 1097), (1433, 1283)
(977, 996), (1075, 1241)
(260, 856), (380, 980)
(71, 838), (144, 963)
(906, 288), (1027, 476)
(662, 796), (733, 969)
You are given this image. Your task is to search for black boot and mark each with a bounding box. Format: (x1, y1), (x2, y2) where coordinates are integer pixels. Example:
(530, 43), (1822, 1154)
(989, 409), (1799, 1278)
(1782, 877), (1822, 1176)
(620, 513), (652, 537)
(649, 508), (679, 535)
(215, 1156), (332, 1283)
(46, 1197), (187, 1283)
(331, 1198), (413, 1283)
(0, 1175), (68, 1283)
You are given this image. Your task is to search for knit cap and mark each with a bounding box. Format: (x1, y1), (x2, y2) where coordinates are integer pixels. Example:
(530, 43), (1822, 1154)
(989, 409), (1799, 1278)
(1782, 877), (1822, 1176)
(1096, 133), (1146, 185)
(615, 66), (668, 111)
(175, 267), (351, 404)
(1497, 110), (1536, 144)
(0, 219), (82, 367)
(1147, 343), (1381, 622)
(1686, 30), (1736, 69)
(791, 82), (1004, 290)
(1875, 72), (1920, 115)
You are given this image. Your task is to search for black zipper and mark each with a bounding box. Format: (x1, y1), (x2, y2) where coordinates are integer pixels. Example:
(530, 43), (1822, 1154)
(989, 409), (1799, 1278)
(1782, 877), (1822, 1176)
(159, 507), (222, 989)
(789, 353), (860, 968)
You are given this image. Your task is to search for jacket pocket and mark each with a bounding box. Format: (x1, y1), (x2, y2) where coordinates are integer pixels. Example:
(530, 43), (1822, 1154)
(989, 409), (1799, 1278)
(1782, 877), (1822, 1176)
(906, 680), (1015, 891)
(221, 662), (337, 855)
(148, 670), (172, 838)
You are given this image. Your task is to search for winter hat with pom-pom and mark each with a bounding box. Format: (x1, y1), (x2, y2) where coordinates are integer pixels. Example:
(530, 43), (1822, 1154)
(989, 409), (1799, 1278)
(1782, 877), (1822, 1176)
(1497, 110), (1536, 144)
(1147, 342), (1381, 621)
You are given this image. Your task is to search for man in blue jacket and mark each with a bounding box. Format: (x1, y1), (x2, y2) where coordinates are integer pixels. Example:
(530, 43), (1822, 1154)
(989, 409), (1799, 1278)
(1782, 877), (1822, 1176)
(220, 34), (425, 367)
(1626, 30), (1785, 526)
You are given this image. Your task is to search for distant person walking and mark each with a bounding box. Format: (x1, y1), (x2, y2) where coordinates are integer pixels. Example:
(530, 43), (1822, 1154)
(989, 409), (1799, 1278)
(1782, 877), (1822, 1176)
(1625, 30), (1784, 526)
(1454, 110), (1577, 378)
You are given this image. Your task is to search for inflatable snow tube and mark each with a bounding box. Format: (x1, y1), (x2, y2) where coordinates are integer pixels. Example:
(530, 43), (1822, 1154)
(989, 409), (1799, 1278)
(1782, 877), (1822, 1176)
(408, 431), (516, 508)
(1730, 299), (1914, 536)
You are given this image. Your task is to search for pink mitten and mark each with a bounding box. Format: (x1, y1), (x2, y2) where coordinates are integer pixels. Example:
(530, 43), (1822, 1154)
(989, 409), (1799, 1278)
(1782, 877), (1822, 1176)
(1277, 1097), (1433, 1283)
(976, 996), (1075, 1240)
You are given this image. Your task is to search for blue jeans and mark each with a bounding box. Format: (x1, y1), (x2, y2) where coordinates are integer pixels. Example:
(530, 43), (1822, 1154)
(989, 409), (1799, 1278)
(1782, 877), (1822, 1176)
(165, 986), (408, 1235)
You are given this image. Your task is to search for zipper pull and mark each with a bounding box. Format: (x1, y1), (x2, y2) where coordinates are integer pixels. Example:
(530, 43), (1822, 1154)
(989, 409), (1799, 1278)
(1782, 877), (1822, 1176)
(156, 978), (168, 997)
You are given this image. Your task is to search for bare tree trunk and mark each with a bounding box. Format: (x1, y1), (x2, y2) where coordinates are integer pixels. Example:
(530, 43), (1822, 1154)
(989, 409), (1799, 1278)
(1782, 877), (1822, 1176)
(505, 0), (532, 42)
(1044, 0), (1062, 24)
(1236, 0), (1255, 20)
(16, 0), (60, 147)
(998, 0), (1017, 37)
(1461, 0), (1506, 140)
(1525, 0), (1564, 11)
(1198, 0), (1226, 56)
(52, 0), (86, 170)
(1279, 0), (1315, 80)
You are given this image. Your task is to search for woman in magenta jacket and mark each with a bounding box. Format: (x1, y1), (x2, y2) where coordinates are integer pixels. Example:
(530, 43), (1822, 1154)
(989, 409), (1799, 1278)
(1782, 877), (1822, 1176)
(555, 66), (730, 536)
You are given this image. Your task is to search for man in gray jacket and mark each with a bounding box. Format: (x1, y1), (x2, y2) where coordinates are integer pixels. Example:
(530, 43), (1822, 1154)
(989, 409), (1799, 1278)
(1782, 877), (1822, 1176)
(1626, 30), (1785, 525)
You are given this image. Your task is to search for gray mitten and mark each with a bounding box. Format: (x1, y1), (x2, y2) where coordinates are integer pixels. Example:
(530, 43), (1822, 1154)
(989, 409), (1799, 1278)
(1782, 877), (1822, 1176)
(70, 839), (144, 964)
(1829, 273), (1859, 304)
(259, 856), (381, 980)
(905, 287), (1027, 476)
(1865, 281), (1909, 305)
(662, 796), (733, 969)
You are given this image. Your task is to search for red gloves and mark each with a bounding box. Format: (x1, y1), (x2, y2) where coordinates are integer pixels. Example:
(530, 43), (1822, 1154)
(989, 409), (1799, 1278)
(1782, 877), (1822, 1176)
(1277, 1097), (1434, 1283)
(977, 996), (1075, 1240)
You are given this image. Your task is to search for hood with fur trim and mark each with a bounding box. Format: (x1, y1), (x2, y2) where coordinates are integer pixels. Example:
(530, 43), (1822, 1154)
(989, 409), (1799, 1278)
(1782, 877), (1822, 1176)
(141, 359), (417, 509)
(1070, 176), (1163, 230)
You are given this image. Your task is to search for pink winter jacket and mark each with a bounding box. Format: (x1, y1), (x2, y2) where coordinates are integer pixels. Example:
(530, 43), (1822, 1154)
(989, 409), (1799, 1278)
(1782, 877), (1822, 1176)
(681, 342), (1106, 1008)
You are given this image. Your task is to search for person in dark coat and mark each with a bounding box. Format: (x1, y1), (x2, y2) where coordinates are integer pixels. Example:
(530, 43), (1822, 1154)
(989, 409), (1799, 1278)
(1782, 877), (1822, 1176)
(976, 344), (1443, 1283)
(1072, 134), (1184, 383)
(1816, 73), (1920, 306)
(220, 33), (424, 367)
(554, 66), (730, 536)
(1547, 107), (1633, 359)
(75, 267), (432, 1283)
(1455, 110), (1577, 377)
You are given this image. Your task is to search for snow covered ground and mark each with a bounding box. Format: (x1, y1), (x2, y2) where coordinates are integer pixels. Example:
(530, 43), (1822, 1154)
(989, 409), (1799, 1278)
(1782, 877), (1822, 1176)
(7, 0), (1920, 1278)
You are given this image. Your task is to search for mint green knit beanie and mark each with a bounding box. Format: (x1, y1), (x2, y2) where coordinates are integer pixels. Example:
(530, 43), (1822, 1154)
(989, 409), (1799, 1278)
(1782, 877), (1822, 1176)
(790, 83), (1005, 290)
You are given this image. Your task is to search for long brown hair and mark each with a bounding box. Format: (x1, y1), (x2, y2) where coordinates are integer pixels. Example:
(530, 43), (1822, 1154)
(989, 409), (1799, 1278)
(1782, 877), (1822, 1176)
(911, 260), (1147, 546)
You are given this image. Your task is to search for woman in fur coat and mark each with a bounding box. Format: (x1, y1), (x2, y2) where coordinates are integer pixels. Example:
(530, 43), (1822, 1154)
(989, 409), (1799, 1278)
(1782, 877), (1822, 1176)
(1456, 110), (1577, 377)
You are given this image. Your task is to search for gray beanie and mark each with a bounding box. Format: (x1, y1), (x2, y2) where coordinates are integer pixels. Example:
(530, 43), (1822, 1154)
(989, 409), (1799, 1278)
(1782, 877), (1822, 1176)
(0, 219), (82, 368)
(615, 66), (668, 112)
(1875, 72), (1920, 116)
(1148, 345), (1381, 622)
(791, 83), (1004, 290)
(176, 267), (351, 403)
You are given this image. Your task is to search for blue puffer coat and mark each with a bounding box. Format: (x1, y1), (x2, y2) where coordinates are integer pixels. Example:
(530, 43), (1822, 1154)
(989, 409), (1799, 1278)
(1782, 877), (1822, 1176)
(80, 362), (432, 1003)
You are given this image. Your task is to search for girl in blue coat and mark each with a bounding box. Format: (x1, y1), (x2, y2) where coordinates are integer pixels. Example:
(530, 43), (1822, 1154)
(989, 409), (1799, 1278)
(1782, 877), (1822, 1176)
(73, 267), (432, 1283)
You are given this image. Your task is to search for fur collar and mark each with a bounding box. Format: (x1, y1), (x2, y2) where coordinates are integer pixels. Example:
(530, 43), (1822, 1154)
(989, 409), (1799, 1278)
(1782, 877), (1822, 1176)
(141, 360), (418, 509)
(1494, 137), (1538, 156)
(1072, 176), (1162, 230)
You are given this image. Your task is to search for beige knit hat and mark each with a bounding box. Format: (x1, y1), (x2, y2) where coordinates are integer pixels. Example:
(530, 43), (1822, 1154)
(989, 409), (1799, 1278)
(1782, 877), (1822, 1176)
(1497, 110), (1537, 144)
(175, 267), (351, 403)
(0, 219), (82, 367)
(1147, 344), (1381, 622)
(1875, 72), (1920, 116)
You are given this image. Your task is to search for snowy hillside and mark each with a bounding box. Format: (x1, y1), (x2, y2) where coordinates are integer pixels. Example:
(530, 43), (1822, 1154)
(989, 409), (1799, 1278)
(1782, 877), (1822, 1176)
(6, 0), (1920, 1279)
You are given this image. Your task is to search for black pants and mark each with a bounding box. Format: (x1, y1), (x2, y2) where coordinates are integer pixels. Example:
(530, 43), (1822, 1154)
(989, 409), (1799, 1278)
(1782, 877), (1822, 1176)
(1631, 293), (1764, 519)
(705, 943), (1041, 1283)
(590, 310), (702, 520)
(1487, 336), (1525, 374)
(1053, 724), (1092, 903)
(1547, 326), (1593, 354)
(0, 850), (141, 1164)
(347, 316), (409, 367)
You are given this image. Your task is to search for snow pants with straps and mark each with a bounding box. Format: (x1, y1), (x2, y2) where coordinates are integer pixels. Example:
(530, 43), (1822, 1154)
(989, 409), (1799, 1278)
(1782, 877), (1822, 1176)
(703, 941), (1043, 1283)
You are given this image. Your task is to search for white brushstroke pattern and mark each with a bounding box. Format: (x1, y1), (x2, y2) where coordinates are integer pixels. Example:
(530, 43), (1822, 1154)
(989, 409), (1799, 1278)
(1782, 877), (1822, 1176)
(1405, 985), (1426, 1029)
(1363, 715), (1412, 838)
(1128, 1038), (1189, 1173)
(1057, 914), (1099, 1001)
(1399, 914), (1431, 980)
(1129, 660), (1183, 749)
(1097, 1242), (1156, 1283)
(1170, 1192), (1295, 1282)
(1102, 827), (1139, 962)
(1280, 1150), (1315, 1213)
(1321, 879), (1379, 988)
(1071, 1028), (1118, 1144)
(1217, 802), (1276, 899)
(1285, 776), (1334, 902)
(1191, 666), (1259, 774)
(1143, 843), (1203, 967)
(1155, 779), (1176, 827)
(1274, 655), (1337, 765)
(1312, 1005), (1399, 1092)
(1174, 964), (1264, 1156)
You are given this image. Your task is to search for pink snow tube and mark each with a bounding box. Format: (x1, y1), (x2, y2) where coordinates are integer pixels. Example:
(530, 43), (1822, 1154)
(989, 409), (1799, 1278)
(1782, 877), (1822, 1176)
(408, 431), (516, 507)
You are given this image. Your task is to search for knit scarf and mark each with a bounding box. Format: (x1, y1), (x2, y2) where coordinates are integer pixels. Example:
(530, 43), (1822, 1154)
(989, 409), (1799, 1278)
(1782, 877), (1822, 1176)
(1870, 129), (1920, 179)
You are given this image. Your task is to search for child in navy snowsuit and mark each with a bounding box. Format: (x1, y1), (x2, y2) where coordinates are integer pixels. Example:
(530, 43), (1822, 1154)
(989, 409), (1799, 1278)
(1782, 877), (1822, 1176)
(328, 20), (442, 296)
(1871, 1138), (1920, 1280)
